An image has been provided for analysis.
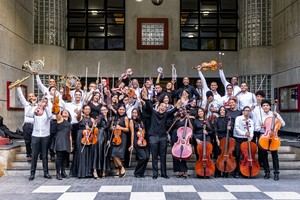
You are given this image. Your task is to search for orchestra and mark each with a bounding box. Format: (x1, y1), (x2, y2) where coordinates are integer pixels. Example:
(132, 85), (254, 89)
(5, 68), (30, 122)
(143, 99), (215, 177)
(12, 60), (286, 182)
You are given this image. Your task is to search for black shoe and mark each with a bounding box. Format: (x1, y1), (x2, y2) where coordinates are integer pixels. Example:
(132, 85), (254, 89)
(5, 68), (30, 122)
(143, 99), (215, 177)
(274, 174), (279, 181)
(161, 175), (169, 179)
(56, 174), (62, 180)
(29, 174), (35, 181)
(264, 172), (270, 179)
(50, 156), (55, 162)
(26, 156), (32, 162)
(61, 171), (68, 178)
(233, 172), (240, 178)
(44, 174), (52, 179)
(152, 175), (158, 179)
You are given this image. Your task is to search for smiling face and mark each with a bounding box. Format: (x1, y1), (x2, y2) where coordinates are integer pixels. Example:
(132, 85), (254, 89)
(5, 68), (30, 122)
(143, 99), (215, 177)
(28, 93), (37, 103)
(49, 79), (56, 87)
(197, 108), (205, 119)
(183, 77), (189, 86)
(131, 109), (139, 120)
(83, 105), (91, 116)
(117, 106), (126, 116)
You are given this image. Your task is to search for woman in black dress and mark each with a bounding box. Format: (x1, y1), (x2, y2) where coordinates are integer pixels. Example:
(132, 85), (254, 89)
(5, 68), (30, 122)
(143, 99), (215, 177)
(170, 107), (193, 178)
(92, 105), (111, 178)
(54, 109), (72, 180)
(215, 106), (231, 177)
(128, 108), (149, 178)
(71, 105), (95, 178)
(193, 108), (212, 160)
(88, 92), (102, 119)
(110, 104), (129, 177)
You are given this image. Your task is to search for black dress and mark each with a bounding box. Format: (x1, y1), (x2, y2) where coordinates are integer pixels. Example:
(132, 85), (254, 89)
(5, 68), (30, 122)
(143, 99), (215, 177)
(71, 117), (93, 178)
(133, 120), (150, 176)
(88, 102), (102, 119)
(170, 118), (189, 173)
(111, 115), (127, 160)
(92, 116), (110, 172)
(54, 120), (72, 152)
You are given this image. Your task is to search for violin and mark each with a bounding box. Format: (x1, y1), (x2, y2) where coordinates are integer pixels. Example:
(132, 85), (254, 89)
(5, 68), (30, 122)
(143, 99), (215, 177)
(52, 94), (60, 114)
(216, 117), (237, 173)
(62, 82), (72, 102)
(259, 100), (281, 151)
(240, 120), (260, 177)
(171, 118), (193, 160)
(127, 88), (136, 98)
(112, 118), (122, 146)
(81, 121), (99, 146)
(136, 124), (147, 147)
(195, 122), (215, 177)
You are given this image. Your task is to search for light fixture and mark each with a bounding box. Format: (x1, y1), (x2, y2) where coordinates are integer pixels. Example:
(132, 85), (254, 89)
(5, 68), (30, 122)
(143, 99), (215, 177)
(91, 10), (98, 15)
(136, 0), (143, 2)
(152, 0), (163, 6)
(99, 26), (105, 30)
(188, 34), (194, 38)
(203, 11), (210, 16)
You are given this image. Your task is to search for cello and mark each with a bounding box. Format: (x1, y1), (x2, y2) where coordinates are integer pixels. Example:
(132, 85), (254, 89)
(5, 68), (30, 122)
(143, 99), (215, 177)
(216, 117), (236, 173)
(240, 120), (260, 177)
(171, 117), (193, 160)
(195, 122), (215, 177)
(259, 100), (282, 151)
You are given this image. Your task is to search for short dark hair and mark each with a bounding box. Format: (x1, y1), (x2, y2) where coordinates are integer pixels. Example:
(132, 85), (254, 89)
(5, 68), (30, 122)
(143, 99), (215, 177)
(261, 99), (271, 107)
(242, 106), (251, 111)
(255, 90), (265, 98)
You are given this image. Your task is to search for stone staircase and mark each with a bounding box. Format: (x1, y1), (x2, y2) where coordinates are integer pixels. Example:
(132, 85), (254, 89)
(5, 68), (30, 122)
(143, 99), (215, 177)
(5, 144), (300, 177)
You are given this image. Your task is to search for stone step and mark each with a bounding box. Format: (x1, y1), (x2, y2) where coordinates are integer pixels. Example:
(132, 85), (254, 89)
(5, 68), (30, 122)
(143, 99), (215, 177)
(18, 145), (295, 154)
(5, 168), (300, 177)
(10, 159), (300, 171)
(14, 152), (298, 162)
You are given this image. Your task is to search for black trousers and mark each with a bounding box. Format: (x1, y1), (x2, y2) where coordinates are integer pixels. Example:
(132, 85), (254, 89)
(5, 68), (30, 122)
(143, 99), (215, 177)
(261, 149), (279, 174)
(149, 135), (168, 177)
(23, 123), (33, 157)
(134, 146), (150, 176)
(49, 120), (57, 157)
(234, 137), (248, 173)
(252, 131), (264, 166)
(31, 136), (50, 175)
(56, 151), (68, 174)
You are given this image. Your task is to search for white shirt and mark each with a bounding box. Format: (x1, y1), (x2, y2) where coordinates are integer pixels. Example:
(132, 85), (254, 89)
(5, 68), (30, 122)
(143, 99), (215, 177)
(126, 99), (140, 119)
(234, 116), (254, 139)
(17, 87), (37, 124)
(219, 69), (241, 96)
(70, 89), (84, 103)
(237, 91), (256, 111)
(254, 111), (286, 133)
(26, 106), (52, 137)
(220, 94), (234, 108)
(64, 101), (83, 124)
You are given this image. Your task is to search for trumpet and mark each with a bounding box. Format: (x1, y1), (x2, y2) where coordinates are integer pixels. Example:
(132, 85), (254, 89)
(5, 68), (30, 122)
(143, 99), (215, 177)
(193, 60), (218, 71)
(9, 75), (30, 89)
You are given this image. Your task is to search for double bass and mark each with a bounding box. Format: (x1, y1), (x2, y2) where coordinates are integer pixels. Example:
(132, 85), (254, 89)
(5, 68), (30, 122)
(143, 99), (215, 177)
(216, 117), (236, 173)
(240, 120), (260, 177)
(195, 122), (215, 177)
(259, 100), (282, 151)
(171, 118), (193, 160)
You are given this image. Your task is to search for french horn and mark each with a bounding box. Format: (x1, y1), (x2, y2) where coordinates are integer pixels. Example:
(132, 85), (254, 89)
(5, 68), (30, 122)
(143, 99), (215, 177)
(22, 58), (44, 74)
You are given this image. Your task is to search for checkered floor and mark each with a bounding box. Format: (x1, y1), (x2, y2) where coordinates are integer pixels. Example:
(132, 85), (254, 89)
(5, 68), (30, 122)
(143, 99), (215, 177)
(32, 184), (300, 200)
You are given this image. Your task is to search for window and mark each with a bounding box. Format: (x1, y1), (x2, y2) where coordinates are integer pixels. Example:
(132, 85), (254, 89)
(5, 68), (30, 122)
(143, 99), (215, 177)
(180, 0), (238, 51)
(67, 0), (125, 50)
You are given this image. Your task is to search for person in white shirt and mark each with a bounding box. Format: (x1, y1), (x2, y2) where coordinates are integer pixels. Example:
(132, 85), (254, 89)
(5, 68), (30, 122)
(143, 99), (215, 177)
(236, 82), (256, 111)
(256, 100), (285, 181)
(197, 66), (221, 105)
(70, 80), (84, 102)
(26, 97), (53, 181)
(220, 84), (235, 109)
(35, 74), (57, 96)
(251, 90), (266, 166)
(194, 79), (206, 108)
(218, 64), (241, 96)
(233, 106), (254, 178)
(16, 86), (37, 162)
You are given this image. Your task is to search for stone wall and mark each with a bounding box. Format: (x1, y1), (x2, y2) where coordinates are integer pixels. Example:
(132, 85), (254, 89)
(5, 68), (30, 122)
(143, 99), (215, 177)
(0, 0), (34, 129)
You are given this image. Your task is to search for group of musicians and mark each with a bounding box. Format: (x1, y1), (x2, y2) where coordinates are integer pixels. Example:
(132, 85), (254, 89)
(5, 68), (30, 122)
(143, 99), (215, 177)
(15, 63), (285, 181)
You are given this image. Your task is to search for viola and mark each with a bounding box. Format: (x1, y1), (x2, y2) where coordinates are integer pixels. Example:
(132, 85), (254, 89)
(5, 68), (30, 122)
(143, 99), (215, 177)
(52, 95), (60, 114)
(240, 120), (260, 177)
(195, 122), (215, 177)
(171, 118), (193, 160)
(136, 124), (147, 147)
(259, 100), (281, 151)
(112, 118), (122, 146)
(216, 117), (236, 173)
